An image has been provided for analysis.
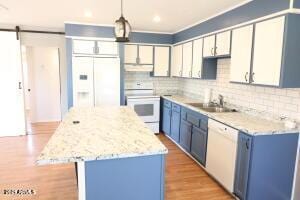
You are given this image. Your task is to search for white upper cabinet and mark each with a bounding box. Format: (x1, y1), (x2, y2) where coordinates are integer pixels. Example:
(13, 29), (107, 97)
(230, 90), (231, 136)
(139, 45), (154, 65)
(203, 35), (216, 57)
(124, 44), (153, 65)
(124, 44), (138, 64)
(154, 46), (170, 76)
(215, 31), (231, 56)
(252, 16), (285, 86)
(182, 42), (193, 78)
(230, 25), (253, 83)
(97, 41), (118, 55)
(192, 38), (203, 78)
(171, 45), (183, 77)
(73, 40), (95, 54)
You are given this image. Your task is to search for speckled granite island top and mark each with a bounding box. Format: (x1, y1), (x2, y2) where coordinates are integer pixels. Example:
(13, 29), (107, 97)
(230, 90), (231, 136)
(37, 107), (168, 165)
(162, 95), (299, 135)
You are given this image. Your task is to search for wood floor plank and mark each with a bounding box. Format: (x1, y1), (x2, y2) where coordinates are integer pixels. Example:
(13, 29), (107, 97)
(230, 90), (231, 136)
(0, 122), (233, 200)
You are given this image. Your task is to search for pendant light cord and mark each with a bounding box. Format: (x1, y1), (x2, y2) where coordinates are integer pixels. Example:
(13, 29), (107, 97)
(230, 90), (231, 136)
(121, 0), (123, 17)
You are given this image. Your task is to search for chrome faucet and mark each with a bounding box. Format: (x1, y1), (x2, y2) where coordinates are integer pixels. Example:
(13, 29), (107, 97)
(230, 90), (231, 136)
(218, 95), (224, 108)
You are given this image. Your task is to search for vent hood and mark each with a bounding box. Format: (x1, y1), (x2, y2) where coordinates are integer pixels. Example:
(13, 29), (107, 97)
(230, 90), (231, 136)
(125, 64), (153, 72)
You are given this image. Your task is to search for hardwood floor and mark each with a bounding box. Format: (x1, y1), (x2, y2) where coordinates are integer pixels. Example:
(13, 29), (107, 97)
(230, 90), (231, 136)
(158, 135), (233, 200)
(0, 123), (232, 200)
(27, 121), (60, 135)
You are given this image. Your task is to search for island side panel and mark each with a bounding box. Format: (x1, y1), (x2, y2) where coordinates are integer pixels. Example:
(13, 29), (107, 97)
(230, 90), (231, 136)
(84, 154), (166, 200)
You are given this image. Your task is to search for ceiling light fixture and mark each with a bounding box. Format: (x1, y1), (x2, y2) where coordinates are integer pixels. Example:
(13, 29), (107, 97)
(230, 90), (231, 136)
(84, 10), (92, 18)
(114, 0), (131, 42)
(153, 15), (161, 23)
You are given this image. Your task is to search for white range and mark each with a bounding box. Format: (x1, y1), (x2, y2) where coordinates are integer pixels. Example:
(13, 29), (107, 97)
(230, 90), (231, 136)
(125, 82), (160, 133)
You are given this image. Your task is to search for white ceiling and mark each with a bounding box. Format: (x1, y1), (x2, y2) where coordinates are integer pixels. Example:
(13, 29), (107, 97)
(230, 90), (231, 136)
(0, 0), (249, 33)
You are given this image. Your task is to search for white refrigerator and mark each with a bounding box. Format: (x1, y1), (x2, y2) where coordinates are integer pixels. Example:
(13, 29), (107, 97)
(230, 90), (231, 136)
(72, 56), (120, 107)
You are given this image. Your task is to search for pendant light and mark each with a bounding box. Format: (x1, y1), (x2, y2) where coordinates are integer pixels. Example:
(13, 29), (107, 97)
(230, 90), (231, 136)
(114, 0), (131, 42)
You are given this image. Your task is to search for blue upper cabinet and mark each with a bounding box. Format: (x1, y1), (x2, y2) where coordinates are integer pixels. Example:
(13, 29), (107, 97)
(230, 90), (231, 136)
(170, 103), (181, 143)
(230, 14), (300, 88)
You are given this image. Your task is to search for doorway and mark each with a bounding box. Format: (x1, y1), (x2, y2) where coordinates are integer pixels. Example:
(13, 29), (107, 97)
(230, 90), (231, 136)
(22, 46), (62, 134)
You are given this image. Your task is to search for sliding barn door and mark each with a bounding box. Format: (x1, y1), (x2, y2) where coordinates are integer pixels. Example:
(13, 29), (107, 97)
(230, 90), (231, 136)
(0, 31), (26, 136)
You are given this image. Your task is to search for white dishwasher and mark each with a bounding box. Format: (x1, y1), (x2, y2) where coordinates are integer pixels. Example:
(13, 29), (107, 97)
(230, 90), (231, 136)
(206, 119), (238, 193)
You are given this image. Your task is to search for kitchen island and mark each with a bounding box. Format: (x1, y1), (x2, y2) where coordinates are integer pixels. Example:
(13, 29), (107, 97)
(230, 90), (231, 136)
(37, 107), (168, 200)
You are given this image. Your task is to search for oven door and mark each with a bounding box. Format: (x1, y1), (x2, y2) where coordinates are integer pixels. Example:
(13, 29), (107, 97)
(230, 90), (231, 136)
(126, 98), (160, 122)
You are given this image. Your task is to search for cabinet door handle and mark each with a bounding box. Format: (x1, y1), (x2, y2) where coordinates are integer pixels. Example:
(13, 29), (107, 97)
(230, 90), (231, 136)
(244, 72), (249, 82)
(215, 46), (218, 55)
(198, 71), (201, 78)
(179, 70), (182, 76)
(251, 72), (255, 83)
(211, 48), (214, 56)
(166, 70), (169, 75)
(18, 82), (22, 89)
(245, 139), (250, 150)
(189, 71), (192, 77)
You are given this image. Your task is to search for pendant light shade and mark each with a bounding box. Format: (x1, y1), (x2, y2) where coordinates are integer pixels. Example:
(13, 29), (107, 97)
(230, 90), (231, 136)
(114, 0), (131, 42)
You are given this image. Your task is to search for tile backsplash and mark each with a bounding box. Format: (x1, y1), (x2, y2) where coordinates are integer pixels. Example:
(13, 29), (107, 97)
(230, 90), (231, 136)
(179, 59), (300, 122)
(125, 72), (179, 95)
(124, 60), (300, 122)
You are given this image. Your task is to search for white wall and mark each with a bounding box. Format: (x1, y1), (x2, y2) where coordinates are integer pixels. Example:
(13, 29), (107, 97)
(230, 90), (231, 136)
(26, 47), (61, 122)
(20, 32), (68, 116)
(179, 59), (300, 121)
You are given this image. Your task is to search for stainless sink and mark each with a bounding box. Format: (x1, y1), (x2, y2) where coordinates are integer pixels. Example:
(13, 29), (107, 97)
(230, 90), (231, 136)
(186, 103), (206, 108)
(186, 102), (235, 113)
(200, 107), (233, 113)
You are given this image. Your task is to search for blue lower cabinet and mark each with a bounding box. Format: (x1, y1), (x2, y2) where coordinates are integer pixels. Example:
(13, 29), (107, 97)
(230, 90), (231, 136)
(234, 132), (299, 200)
(190, 126), (207, 166)
(162, 105), (171, 136)
(170, 103), (181, 142)
(179, 119), (192, 152)
(234, 132), (252, 200)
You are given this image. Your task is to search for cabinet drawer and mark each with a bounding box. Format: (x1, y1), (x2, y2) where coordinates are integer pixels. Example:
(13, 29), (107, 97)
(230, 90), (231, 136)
(163, 99), (171, 108)
(181, 109), (187, 120)
(187, 113), (200, 127)
(200, 120), (208, 131)
(172, 103), (181, 113)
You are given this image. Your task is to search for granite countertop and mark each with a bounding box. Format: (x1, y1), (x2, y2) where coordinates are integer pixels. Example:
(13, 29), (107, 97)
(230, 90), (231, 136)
(37, 107), (168, 165)
(162, 95), (299, 135)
